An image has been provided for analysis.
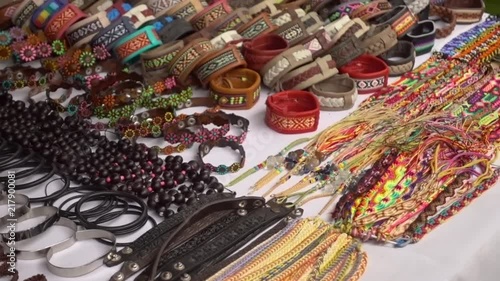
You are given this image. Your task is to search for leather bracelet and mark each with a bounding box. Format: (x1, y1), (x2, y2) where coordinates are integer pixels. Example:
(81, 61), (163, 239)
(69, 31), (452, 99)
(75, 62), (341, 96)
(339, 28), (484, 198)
(195, 44), (247, 87)
(211, 30), (243, 49)
(123, 4), (155, 28)
(429, 4), (456, 38)
(276, 0), (308, 11)
(198, 139), (245, 174)
(361, 24), (398, 56)
(237, 12), (277, 39)
(65, 11), (111, 47)
(83, 0), (113, 15)
(241, 33), (288, 72)
(165, 0), (204, 21)
(339, 54), (389, 94)
(323, 15), (350, 38)
(300, 11), (323, 34)
(105, 0), (131, 21)
(114, 25), (162, 64)
(351, 0), (392, 21)
(30, 0), (67, 31)
(314, 0), (370, 22)
(141, 40), (184, 74)
(402, 19), (435, 56)
(0, 2), (19, 30)
(274, 18), (310, 47)
(328, 36), (364, 68)
(44, 4), (87, 41)
(379, 40), (416, 76)
(46, 229), (116, 277)
(300, 29), (335, 59)
(404, 0), (430, 15)
(12, 0), (44, 27)
(0, 206), (59, 242)
(168, 38), (214, 84)
(209, 68), (261, 109)
(444, 0), (484, 23)
(370, 6), (418, 38)
(156, 17), (195, 43)
(190, 0), (233, 31)
(249, 0), (279, 16)
(260, 45), (313, 88)
(310, 74), (357, 111)
(210, 8), (252, 35)
(147, 0), (182, 15)
(265, 90), (320, 134)
(91, 16), (136, 50)
(278, 55), (338, 90)
(271, 8), (306, 26)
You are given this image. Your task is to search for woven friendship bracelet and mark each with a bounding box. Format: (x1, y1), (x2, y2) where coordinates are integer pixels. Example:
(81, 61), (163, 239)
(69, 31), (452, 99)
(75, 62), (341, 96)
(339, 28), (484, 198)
(168, 38), (214, 84)
(271, 8), (306, 26)
(328, 36), (364, 68)
(444, 0), (484, 24)
(44, 4), (87, 40)
(248, 0), (279, 16)
(114, 25), (162, 64)
(190, 0), (233, 31)
(370, 6), (418, 38)
(274, 18), (310, 47)
(351, 0), (392, 21)
(379, 41), (416, 76)
(65, 11), (110, 47)
(310, 74), (357, 111)
(210, 8), (252, 35)
(12, 0), (44, 27)
(123, 4), (155, 28)
(209, 68), (261, 109)
(260, 45), (313, 88)
(147, 0), (181, 15)
(301, 29), (335, 59)
(339, 54), (389, 94)
(238, 13), (277, 39)
(164, 0), (204, 21)
(402, 20), (435, 55)
(141, 40), (184, 74)
(91, 16), (136, 50)
(278, 55), (338, 90)
(211, 31), (243, 50)
(195, 44), (247, 87)
(361, 24), (398, 56)
(30, 0), (67, 30)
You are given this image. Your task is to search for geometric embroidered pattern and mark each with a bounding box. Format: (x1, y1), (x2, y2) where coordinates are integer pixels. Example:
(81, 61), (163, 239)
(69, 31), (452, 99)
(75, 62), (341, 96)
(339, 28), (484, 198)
(92, 20), (132, 48)
(356, 77), (385, 92)
(278, 23), (304, 44)
(192, 5), (228, 30)
(392, 11), (417, 37)
(241, 19), (269, 39)
(171, 41), (213, 76)
(116, 33), (152, 59)
(66, 19), (105, 45)
(15, 1), (38, 27)
(197, 50), (238, 81)
(174, 3), (197, 19)
(267, 111), (316, 132)
(45, 7), (79, 39)
(144, 50), (180, 71)
(149, 0), (180, 14)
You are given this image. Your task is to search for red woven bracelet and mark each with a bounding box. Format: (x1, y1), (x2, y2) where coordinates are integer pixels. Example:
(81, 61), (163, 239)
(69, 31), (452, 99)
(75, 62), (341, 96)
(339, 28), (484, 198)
(339, 54), (389, 95)
(44, 4), (87, 41)
(242, 34), (289, 72)
(265, 90), (320, 134)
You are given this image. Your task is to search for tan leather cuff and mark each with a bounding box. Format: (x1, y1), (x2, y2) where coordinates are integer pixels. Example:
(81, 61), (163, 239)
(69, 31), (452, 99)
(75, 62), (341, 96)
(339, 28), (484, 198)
(444, 0), (484, 23)
(168, 38), (214, 84)
(333, 18), (370, 44)
(300, 12), (323, 34)
(278, 55), (338, 90)
(165, 0), (204, 21)
(300, 29), (335, 59)
(141, 41), (184, 74)
(324, 15), (350, 38)
(238, 12), (277, 39)
(210, 8), (252, 35)
(209, 68), (261, 109)
(361, 24), (398, 56)
(274, 18), (309, 47)
(260, 45), (313, 88)
(190, 0), (233, 31)
(310, 74), (357, 111)
(195, 44), (247, 87)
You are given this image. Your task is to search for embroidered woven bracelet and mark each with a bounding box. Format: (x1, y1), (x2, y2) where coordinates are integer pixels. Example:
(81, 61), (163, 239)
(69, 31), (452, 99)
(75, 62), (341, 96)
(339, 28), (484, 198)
(141, 40), (184, 74)
(190, 0), (233, 31)
(210, 31), (243, 50)
(164, 0), (204, 21)
(195, 44), (247, 88)
(30, 0), (67, 31)
(237, 12), (277, 39)
(274, 18), (310, 47)
(379, 41), (416, 77)
(310, 73), (357, 111)
(369, 5), (418, 38)
(209, 68), (261, 109)
(402, 20), (435, 56)
(361, 24), (398, 56)
(278, 55), (338, 90)
(314, 0), (370, 22)
(91, 16), (136, 50)
(12, 0), (44, 27)
(350, 0), (392, 21)
(210, 8), (252, 35)
(65, 11), (111, 47)
(147, 0), (181, 15)
(113, 25), (162, 65)
(444, 0), (484, 24)
(167, 38), (214, 85)
(271, 8), (306, 27)
(198, 139), (246, 174)
(339, 54), (389, 94)
(300, 29), (335, 59)
(260, 45), (313, 88)
(122, 4), (155, 29)
(265, 90), (320, 134)
(44, 4), (87, 41)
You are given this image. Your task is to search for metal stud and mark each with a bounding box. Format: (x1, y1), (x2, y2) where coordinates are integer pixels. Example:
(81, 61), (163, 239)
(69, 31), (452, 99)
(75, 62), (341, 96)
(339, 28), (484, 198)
(237, 209), (248, 216)
(174, 262), (185, 270)
(180, 273), (191, 281)
(238, 201), (247, 208)
(122, 247), (133, 254)
(128, 262), (139, 272)
(161, 271), (173, 280)
(112, 272), (124, 281)
(253, 200), (263, 207)
(107, 253), (121, 262)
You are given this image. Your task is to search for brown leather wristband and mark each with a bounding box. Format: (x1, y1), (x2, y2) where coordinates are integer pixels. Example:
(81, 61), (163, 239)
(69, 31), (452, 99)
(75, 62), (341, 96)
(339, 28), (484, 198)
(209, 8), (252, 35)
(360, 24), (398, 56)
(165, 0), (204, 21)
(370, 6), (418, 38)
(274, 18), (310, 47)
(190, 0), (233, 31)
(0, 1), (19, 30)
(276, 0), (309, 11)
(260, 45), (313, 88)
(328, 36), (365, 68)
(300, 12), (323, 34)
(310, 74), (357, 111)
(241, 33), (289, 72)
(444, 0), (484, 24)
(429, 4), (457, 38)
(333, 18), (370, 44)
(351, 0), (392, 21)
(168, 38), (214, 84)
(141, 41), (184, 74)
(278, 55), (338, 90)
(249, 0), (279, 16)
(271, 8), (306, 26)
(237, 12), (277, 39)
(300, 29), (335, 59)
(195, 44), (247, 87)
(147, 0), (182, 15)
(209, 68), (261, 109)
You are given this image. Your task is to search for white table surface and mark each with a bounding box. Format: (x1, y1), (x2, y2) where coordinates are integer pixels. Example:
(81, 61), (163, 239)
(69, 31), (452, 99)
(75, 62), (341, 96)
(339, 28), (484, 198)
(8, 16), (500, 281)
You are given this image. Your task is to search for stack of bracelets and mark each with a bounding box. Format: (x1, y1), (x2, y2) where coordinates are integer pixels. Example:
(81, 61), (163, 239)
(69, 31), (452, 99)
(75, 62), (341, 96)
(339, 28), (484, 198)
(0, 0), (498, 279)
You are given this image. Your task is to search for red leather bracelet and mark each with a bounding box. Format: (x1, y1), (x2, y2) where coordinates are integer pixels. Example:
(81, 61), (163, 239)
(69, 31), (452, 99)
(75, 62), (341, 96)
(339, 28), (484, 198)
(339, 54), (389, 95)
(265, 90), (320, 134)
(44, 4), (87, 41)
(241, 33), (289, 72)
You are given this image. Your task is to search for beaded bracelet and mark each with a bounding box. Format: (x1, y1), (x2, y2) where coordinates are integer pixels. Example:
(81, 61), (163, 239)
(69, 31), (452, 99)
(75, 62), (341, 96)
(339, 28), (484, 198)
(198, 139), (245, 174)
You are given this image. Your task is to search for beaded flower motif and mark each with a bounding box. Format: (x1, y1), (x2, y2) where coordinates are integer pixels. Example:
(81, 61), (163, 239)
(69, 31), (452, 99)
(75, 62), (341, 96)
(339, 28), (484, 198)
(19, 45), (37, 62)
(0, 31), (12, 46)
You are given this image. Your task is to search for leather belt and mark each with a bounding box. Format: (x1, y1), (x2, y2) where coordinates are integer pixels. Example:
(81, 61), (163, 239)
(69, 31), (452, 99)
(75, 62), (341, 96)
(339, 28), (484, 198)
(379, 41), (416, 76)
(167, 38), (214, 84)
(0, 206), (59, 242)
(351, 0), (392, 21)
(91, 16), (136, 50)
(266, 90), (320, 134)
(271, 8), (306, 26)
(310, 74), (358, 111)
(123, 4), (155, 28)
(190, 0), (233, 31)
(402, 19), (435, 56)
(210, 8), (252, 35)
(278, 55), (338, 90)
(241, 33), (289, 72)
(141, 40), (184, 74)
(44, 4), (87, 41)
(210, 31), (243, 50)
(209, 68), (261, 109)
(12, 0), (44, 27)
(113, 25), (162, 65)
(274, 18), (310, 47)
(238, 12), (277, 39)
(370, 6), (418, 38)
(30, 0), (66, 30)
(65, 11), (111, 47)
(195, 44), (247, 87)
(156, 17), (195, 43)
(301, 29), (335, 59)
(339, 54), (390, 95)
(429, 4), (456, 38)
(361, 24), (398, 56)
(328, 36), (364, 68)
(163, 0), (204, 21)
(261, 45), (313, 88)
(444, 0), (484, 23)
